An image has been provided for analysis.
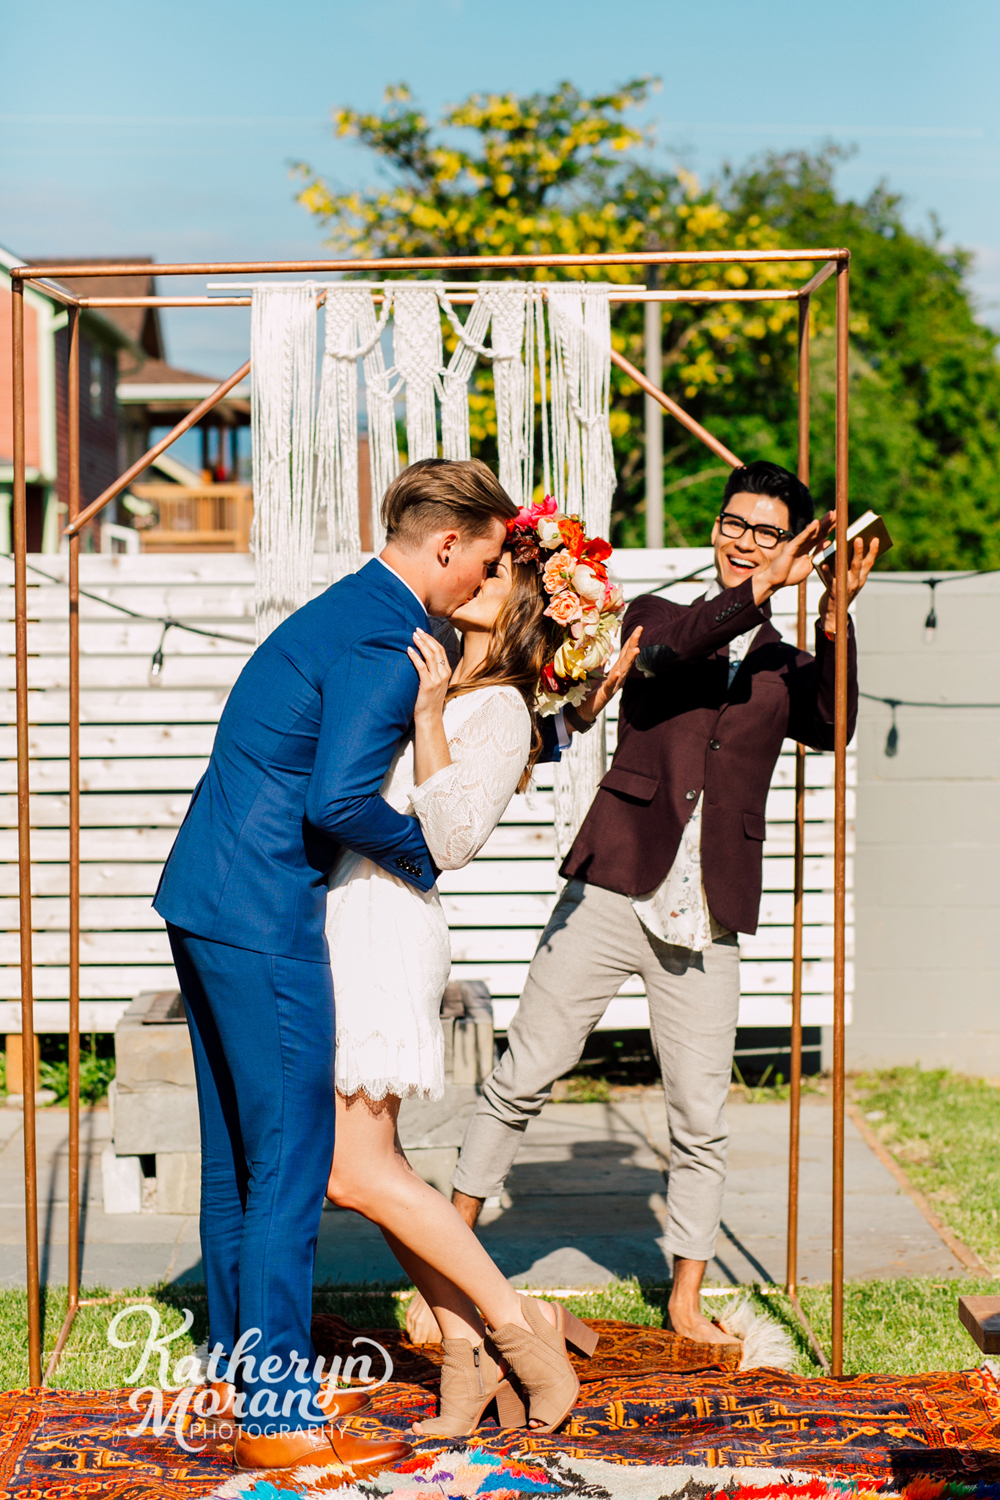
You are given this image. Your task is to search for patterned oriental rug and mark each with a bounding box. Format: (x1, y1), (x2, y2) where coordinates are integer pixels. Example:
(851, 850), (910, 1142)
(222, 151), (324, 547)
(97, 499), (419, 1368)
(3, 1321), (1000, 1499)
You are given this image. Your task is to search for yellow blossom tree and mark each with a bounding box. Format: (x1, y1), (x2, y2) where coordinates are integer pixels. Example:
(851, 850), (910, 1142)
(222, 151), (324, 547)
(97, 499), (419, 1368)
(293, 82), (817, 544)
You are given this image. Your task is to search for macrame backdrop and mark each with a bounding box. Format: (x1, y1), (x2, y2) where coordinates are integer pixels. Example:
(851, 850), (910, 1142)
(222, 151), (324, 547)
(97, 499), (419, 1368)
(545, 284), (617, 860)
(249, 280), (618, 851)
(394, 281), (534, 507)
(315, 284), (398, 583)
(250, 283), (319, 642)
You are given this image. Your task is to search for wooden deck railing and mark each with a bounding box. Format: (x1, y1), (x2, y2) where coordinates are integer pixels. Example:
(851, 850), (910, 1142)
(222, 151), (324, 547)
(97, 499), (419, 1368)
(130, 483), (253, 553)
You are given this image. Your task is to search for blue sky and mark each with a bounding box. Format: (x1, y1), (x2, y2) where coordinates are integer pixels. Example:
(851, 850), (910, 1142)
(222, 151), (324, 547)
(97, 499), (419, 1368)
(4, 0), (998, 376)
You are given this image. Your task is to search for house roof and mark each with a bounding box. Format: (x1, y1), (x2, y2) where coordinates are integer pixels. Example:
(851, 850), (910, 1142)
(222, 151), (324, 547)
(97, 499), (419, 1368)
(27, 256), (165, 361)
(118, 357), (249, 413)
(1, 243), (132, 358)
(118, 357), (225, 392)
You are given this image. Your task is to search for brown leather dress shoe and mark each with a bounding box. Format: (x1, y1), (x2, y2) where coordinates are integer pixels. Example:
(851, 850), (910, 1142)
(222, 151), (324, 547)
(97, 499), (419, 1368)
(207, 1380), (373, 1423)
(234, 1423), (412, 1476)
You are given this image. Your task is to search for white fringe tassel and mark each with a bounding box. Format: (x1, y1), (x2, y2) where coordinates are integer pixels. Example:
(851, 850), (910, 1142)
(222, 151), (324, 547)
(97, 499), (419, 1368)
(480, 284), (531, 507)
(546, 284), (617, 859)
(395, 282), (533, 505)
(439, 288), (494, 462)
(316, 284), (396, 583)
(393, 283), (444, 466)
(250, 283), (319, 643)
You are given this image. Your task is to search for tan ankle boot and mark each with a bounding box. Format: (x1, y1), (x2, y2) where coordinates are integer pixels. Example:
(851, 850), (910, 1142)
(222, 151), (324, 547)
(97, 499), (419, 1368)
(412, 1338), (526, 1438)
(488, 1295), (597, 1434)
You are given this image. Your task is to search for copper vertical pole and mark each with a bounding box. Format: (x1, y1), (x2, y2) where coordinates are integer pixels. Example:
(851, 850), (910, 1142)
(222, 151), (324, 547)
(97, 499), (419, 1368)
(46, 308), (82, 1381)
(13, 279), (43, 1388)
(831, 260), (851, 1376)
(787, 295), (810, 1297)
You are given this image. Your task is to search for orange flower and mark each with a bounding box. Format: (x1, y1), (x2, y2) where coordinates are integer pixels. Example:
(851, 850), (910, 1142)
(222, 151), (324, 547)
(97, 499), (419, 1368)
(580, 535), (612, 576)
(557, 515), (586, 557)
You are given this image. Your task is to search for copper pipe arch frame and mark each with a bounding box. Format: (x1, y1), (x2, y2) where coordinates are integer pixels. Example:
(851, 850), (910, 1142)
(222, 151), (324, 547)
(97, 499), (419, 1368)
(12, 253), (848, 1387)
(13, 248), (848, 281)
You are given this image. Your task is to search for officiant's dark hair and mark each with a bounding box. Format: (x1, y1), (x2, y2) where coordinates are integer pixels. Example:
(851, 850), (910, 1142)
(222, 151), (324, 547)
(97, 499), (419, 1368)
(382, 458), (517, 549)
(722, 461), (814, 536)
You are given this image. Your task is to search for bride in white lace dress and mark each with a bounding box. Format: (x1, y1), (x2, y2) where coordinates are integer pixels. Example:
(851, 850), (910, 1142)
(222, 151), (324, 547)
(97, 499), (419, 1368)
(325, 659), (530, 1102)
(325, 527), (640, 1441)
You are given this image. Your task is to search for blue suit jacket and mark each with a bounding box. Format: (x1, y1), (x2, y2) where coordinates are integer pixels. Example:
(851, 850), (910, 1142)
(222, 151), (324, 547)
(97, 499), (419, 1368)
(154, 559), (434, 962)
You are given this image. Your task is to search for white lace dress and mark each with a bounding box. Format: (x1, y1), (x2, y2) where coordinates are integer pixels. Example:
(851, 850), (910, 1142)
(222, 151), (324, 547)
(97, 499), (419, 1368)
(325, 685), (531, 1102)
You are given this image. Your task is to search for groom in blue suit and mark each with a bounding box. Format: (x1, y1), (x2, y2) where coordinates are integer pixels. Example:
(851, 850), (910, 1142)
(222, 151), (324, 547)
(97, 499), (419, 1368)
(155, 459), (516, 1474)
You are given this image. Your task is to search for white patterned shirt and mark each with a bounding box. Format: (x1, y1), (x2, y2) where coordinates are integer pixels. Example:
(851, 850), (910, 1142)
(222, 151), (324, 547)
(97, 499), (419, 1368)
(631, 581), (761, 952)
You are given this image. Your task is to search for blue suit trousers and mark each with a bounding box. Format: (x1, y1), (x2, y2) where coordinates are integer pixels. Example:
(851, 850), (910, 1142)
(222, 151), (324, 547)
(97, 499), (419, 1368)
(168, 926), (336, 1432)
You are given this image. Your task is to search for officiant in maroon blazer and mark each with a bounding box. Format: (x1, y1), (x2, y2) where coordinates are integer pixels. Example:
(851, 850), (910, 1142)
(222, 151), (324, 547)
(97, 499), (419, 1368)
(450, 460), (879, 1347)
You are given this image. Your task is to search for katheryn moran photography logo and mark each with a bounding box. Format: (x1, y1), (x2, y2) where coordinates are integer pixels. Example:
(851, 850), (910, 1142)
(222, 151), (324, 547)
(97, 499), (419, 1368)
(107, 1304), (392, 1452)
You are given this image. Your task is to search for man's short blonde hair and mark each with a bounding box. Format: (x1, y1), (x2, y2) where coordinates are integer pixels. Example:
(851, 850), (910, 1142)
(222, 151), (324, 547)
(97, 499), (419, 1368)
(381, 459), (517, 550)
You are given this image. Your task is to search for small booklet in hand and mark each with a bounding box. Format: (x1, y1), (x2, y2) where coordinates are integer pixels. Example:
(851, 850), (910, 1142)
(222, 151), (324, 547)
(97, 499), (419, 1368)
(813, 510), (892, 579)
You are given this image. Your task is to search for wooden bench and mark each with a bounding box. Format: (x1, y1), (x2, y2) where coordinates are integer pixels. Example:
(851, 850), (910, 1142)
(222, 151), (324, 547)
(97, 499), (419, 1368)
(958, 1296), (1000, 1354)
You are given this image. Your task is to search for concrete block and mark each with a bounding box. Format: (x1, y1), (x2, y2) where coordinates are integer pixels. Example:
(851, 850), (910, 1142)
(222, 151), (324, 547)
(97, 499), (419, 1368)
(113, 1085), (201, 1155)
(115, 993), (196, 1089)
(398, 1086), (478, 1150)
(156, 1152), (201, 1215)
(102, 1145), (143, 1214)
(448, 1017), (495, 1086)
(404, 1146), (458, 1196)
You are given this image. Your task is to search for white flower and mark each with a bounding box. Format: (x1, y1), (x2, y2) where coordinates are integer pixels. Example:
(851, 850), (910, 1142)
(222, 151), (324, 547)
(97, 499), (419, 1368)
(536, 516), (563, 549)
(572, 563), (605, 604)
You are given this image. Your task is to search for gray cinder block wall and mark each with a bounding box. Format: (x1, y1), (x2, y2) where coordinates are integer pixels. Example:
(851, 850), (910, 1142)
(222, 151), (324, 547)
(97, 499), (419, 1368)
(851, 575), (1000, 1075)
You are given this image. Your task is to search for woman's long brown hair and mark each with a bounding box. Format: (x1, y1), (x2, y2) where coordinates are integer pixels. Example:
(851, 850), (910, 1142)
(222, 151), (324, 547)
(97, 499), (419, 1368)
(446, 553), (561, 792)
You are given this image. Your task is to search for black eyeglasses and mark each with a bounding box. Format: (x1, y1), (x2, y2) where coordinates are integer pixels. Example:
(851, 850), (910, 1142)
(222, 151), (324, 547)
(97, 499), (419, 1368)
(717, 512), (792, 551)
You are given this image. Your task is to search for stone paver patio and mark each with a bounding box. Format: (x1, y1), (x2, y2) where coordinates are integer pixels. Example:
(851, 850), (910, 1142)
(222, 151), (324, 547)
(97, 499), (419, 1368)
(0, 1090), (963, 1289)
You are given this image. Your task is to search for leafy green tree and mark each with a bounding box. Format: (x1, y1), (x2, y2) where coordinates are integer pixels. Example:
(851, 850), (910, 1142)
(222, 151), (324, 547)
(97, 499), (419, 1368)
(723, 150), (1000, 569)
(295, 86), (1000, 569)
(293, 81), (809, 479)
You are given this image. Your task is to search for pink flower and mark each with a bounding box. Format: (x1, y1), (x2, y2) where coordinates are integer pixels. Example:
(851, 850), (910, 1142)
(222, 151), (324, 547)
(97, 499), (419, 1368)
(542, 548), (576, 596)
(603, 582), (624, 612)
(545, 590), (583, 626)
(529, 495), (558, 520)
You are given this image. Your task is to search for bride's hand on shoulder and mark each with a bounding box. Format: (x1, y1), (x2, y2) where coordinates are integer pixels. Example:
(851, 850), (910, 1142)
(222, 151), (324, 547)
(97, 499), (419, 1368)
(408, 630), (454, 785)
(408, 629), (453, 722)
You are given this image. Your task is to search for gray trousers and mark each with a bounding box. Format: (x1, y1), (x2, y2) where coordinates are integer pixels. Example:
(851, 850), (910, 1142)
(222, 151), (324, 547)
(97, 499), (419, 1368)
(452, 879), (740, 1262)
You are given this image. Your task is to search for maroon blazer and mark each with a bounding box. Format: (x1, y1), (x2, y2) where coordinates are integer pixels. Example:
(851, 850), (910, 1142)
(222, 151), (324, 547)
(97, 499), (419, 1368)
(559, 577), (857, 935)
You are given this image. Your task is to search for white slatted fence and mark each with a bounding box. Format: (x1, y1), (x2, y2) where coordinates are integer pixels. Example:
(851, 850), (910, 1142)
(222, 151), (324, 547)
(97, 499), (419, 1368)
(0, 551), (853, 1034)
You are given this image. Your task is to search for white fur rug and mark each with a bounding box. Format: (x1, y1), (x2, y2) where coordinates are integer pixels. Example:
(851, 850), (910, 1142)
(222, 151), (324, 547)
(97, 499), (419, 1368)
(714, 1291), (797, 1371)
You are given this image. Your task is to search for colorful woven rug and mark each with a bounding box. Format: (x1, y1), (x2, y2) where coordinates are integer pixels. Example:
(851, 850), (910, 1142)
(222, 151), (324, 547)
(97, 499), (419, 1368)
(310, 1315), (744, 1385)
(4, 1342), (1000, 1498)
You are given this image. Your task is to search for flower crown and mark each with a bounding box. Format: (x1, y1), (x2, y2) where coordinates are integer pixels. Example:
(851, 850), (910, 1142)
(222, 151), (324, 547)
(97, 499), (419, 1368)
(506, 496), (625, 716)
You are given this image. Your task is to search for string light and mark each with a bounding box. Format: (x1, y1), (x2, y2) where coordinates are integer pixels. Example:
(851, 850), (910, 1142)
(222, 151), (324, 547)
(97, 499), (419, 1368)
(149, 622), (173, 685)
(883, 700), (900, 757)
(860, 691), (1000, 758)
(6, 557), (255, 684)
(924, 579), (938, 642)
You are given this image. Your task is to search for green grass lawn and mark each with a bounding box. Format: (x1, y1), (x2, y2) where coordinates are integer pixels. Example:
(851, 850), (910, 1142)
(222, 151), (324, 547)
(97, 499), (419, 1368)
(852, 1067), (1000, 1272)
(5, 1066), (1000, 1391)
(4, 1274), (997, 1391)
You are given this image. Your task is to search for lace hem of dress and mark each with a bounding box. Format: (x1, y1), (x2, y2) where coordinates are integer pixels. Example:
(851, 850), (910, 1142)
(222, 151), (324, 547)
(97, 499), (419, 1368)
(335, 1078), (445, 1104)
(335, 1024), (445, 1105)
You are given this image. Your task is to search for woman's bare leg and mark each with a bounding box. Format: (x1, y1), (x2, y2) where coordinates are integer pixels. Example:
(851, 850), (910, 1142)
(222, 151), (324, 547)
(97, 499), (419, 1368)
(327, 1090), (554, 1346)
